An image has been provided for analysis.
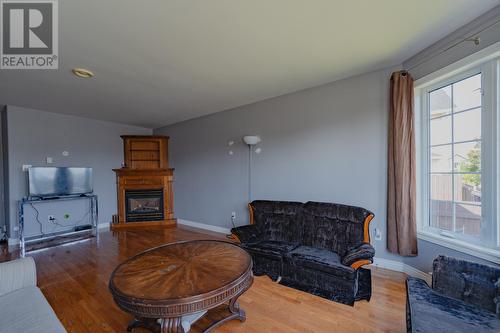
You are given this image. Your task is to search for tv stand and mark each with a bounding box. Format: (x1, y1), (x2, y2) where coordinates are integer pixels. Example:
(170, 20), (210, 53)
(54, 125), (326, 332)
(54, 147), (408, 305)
(18, 194), (98, 257)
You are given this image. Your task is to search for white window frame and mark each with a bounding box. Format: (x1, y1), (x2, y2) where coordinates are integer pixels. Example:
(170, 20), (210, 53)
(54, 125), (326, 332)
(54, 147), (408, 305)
(415, 42), (500, 264)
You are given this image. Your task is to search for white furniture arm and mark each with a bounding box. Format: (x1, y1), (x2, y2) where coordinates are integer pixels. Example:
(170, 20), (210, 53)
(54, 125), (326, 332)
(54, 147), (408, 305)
(0, 257), (37, 296)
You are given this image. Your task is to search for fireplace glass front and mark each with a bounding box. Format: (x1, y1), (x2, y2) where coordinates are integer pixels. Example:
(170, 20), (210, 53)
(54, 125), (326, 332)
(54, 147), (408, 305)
(125, 189), (164, 222)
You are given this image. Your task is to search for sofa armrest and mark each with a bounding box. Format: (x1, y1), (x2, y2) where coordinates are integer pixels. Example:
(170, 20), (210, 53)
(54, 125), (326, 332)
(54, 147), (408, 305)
(406, 276), (431, 332)
(231, 225), (262, 243)
(341, 243), (375, 269)
(0, 257), (37, 296)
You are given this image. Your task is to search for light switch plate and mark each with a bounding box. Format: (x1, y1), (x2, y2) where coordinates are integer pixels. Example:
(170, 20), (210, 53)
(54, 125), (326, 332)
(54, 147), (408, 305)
(46, 157), (53, 164)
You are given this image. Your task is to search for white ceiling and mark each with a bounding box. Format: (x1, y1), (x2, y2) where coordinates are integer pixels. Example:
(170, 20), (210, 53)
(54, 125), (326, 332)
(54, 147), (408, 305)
(1, 0), (499, 128)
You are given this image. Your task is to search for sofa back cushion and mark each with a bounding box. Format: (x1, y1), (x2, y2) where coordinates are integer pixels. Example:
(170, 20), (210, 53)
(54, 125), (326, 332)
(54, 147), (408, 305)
(432, 255), (500, 314)
(250, 200), (303, 243)
(302, 202), (372, 257)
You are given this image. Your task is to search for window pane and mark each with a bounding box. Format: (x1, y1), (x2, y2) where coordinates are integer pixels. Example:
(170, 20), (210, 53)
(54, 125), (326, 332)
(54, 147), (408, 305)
(425, 71), (488, 243)
(455, 203), (481, 237)
(430, 200), (453, 231)
(454, 141), (481, 172)
(453, 74), (481, 112)
(431, 174), (452, 201)
(431, 145), (452, 172)
(453, 108), (481, 142)
(430, 86), (452, 119)
(454, 174), (481, 204)
(430, 115), (452, 145)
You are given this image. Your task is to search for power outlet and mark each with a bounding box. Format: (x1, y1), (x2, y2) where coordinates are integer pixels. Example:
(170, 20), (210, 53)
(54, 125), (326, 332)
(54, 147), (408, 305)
(22, 164), (32, 172)
(230, 212), (236, 228)
(48, 215), (56, 223)
(374, 228), (382, 241)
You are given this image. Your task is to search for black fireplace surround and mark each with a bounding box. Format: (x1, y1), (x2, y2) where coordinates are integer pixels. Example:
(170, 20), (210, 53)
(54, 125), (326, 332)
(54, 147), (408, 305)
(231, 200), (375, 305)
(125, 189), (164, 222)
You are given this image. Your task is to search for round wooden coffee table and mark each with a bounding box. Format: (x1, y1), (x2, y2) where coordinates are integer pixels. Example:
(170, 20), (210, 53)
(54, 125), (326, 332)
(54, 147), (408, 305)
(109, 240), (253, 333)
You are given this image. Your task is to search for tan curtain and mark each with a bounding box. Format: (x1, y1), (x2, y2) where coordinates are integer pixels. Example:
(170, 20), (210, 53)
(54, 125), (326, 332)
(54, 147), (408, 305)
(387, 71), (418, 256)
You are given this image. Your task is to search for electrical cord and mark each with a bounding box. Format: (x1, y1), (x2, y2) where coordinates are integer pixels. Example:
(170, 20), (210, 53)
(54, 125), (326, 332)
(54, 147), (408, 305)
(29, 203), (92, 237)
(29, 203), (45, 237)
(49, 209), (91, 230)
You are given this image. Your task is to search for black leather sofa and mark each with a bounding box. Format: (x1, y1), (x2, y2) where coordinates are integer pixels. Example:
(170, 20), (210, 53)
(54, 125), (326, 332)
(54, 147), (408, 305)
(231, 200), (375, 305)
(406, 255), (500, 333)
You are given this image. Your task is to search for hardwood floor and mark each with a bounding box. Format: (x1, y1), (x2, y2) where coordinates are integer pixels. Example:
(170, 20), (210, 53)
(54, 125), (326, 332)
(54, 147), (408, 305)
(1, 226), (408, 333)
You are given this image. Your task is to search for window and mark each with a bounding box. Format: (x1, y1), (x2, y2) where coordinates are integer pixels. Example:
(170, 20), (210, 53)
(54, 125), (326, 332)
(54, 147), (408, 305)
(415, 50), (500, 262)
(429, 73), (482, 237)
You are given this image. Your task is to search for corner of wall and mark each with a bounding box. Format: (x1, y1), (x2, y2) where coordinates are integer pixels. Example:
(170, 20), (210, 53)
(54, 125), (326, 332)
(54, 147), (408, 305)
(372, 257), (432, 285)
(0, 106), (8, 239)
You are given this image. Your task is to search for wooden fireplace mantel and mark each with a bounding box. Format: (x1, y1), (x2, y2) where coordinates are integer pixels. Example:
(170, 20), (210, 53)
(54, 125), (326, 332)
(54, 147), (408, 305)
(111, 135), (176, 231)
(113, 168), (174, 177)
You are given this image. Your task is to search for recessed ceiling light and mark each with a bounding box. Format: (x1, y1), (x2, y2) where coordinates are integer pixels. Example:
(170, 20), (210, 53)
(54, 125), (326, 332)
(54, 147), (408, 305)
(72, 68), (94, 78)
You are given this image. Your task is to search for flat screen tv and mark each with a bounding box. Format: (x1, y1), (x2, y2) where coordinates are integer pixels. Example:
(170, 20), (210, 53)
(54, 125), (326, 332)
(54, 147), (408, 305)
(28, 167), (93, 198)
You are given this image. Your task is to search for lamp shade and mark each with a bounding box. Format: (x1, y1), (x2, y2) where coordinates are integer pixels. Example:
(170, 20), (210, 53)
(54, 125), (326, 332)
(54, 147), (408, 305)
(242, 135), (261, 146)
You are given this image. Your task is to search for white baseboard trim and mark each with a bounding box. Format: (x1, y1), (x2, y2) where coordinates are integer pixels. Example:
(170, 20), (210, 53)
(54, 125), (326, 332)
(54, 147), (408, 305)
(177, 219), (231, 235)
(373, 257), (432, 285)
(97, 223), (109, 230)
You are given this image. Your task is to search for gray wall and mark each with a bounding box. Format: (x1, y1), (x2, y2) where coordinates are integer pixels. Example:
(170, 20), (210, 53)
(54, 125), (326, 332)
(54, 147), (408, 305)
(0, 106), (6, 240)
(155, 66), (496, 272)
(6, 105), (151, 240)
(400, 7), (500, 270)
(405, 5), (500, 79)
(155, 66), (406, 265)
(403, 238), (493, 273)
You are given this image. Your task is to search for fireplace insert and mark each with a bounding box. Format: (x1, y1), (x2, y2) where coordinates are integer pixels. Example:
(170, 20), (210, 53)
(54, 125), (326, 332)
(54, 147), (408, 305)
(125, 189), (164, 222)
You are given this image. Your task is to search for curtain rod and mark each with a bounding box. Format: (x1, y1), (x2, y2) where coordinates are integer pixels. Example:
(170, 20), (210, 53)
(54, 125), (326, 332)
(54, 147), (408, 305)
(404, 18), (500, 72)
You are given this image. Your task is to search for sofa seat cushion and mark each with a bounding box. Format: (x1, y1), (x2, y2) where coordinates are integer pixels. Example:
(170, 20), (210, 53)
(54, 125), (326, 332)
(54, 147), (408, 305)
(241, 241), (298, 258)
(0, 286), (66, 333)
(407, 277), (500, 333)
(287, 246), (355, 278)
